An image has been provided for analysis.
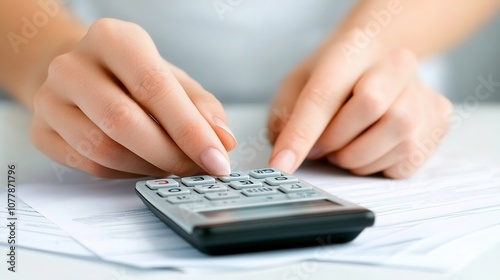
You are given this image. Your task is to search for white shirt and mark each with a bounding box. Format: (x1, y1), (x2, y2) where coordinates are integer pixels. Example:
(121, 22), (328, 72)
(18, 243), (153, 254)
(67, 0), (355, 103)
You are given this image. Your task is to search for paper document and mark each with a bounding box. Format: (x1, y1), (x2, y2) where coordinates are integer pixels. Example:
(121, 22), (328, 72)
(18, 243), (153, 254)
(16, 156), (500, 272)
(0, 194), (94, 257)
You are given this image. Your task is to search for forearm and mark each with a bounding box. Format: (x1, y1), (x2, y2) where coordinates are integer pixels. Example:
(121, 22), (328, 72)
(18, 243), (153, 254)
(333, 0), (500, 58)
(0, 0), (87, 109)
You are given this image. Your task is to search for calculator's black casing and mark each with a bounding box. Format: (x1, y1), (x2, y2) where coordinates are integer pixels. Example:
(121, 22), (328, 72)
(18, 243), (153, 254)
(136, 173), (375, 255)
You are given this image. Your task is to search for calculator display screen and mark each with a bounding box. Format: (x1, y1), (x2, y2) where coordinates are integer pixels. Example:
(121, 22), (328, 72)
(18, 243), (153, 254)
(199, 199), (340, 219)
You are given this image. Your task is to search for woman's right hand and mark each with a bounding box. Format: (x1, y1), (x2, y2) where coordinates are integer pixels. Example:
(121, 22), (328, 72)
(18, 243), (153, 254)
(31, 18), (236, 178)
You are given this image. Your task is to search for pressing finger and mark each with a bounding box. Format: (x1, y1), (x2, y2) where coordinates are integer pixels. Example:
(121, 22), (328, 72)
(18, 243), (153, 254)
(84, 19), (230, 175)
(310, 49), (417, 158)
(269, 46), (373, 173)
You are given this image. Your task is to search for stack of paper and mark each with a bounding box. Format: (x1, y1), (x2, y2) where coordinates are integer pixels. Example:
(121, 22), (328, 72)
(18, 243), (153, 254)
(2, 155), (499, 272)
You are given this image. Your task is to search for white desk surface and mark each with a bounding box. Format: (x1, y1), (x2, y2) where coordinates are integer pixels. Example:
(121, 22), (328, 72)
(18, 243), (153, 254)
(1, 100), (500, 280)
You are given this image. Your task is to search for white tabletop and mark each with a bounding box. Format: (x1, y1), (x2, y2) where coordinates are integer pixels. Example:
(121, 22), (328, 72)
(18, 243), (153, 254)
(1, 101), (500, 280)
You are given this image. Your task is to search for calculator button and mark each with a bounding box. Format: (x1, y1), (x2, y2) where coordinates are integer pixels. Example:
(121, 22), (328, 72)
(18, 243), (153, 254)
(242, 187), (278, 197)
(194, 184), (228, 194)
(229, 180), (263, 190)
(249, 168), (281, 178)
(157, 188), (191, 197)
(218, 172), (250, 182)
(181, 176), (215, 186)
(286, 191), (322, 200)
(146, 179), (179, 190)
(179, 200), (211, 211)
(166, 195), (202, 204)
(205, 192), (240, 201)
(265, 176), (299, 186)
(210, 193), (288, 207)
(179, 202), (209, 210)
(208, 199), (240, 207)
(278, 183), (313, 193)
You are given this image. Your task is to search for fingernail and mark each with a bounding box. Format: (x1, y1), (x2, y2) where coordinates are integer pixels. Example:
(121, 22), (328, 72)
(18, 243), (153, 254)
(213, 117), (237, 144)
(270, 149), (296, 173)
(307, 146), (322, 159)
(200, 147), (231, 176)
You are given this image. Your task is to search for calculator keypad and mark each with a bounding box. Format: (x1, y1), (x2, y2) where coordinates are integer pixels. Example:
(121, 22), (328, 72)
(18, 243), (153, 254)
(286, 191), (321, 199)
(146, 179), (179, 189)
(241, 187), (277, 197)
(278, 183), (312, 193)
(249, 168), (281, 178)
(194, 184), (228, 194)
(148, 169), (325, 209)
(205, 192), (240, 201)
(166, 195), (202, 204)
(265, 176), (299, 185)
(229, 180), (263, 190)
(181, 176), (215, 186)
(157, 188), (191, 197)
(218, 172), (250, 182)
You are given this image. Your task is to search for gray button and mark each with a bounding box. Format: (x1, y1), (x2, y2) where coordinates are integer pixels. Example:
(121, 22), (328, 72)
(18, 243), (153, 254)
(218, 172), (250, 182)
(179, 201), (209, 210)
(181, 176), (215, 187)
(242, 187), (278, 197)
(157, 188), (191, 197)
(249, 168), (281, 178)
(209, 199), (240, 207)
(166, 195), (202, 204)
(205, 192), (240, 201)
(229, 180), (263, 190)
(146, 179), (179, 189)
(194, 184), (228, 194)
(278, 183), (313, 193)
(265, 176), (299, 186)
(286, 191), (322, 200)
(210, 194), (288, 207)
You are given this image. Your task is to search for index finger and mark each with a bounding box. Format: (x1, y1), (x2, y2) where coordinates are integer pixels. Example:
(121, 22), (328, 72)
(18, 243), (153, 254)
(84, 19), (230, 175)
(269, 44), (373, 173)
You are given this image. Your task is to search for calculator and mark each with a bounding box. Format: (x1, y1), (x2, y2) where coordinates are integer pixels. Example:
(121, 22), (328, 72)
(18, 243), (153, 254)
(135, 168), (374, 255)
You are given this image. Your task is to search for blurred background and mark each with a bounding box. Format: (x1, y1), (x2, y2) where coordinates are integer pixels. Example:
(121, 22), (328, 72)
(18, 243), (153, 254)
(442, 15), (500, 103)
(1, 1), (499, 104)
